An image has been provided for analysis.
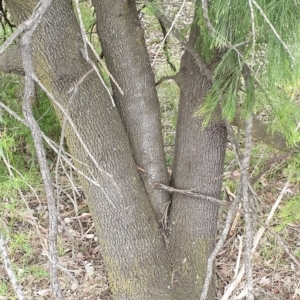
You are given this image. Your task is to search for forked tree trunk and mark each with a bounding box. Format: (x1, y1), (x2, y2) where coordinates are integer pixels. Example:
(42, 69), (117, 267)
(1, 0), (227, 299)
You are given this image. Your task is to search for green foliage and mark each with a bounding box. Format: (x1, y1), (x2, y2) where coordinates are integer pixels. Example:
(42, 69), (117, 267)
(0, 73), (61, 193)
(277, 196), (300, 231)
(10, 233), (32, 257)
(276, 154), (300, 230)
(21, 264), (49, 279)
(197, 0), (300, 146)
(33, 88), (61, 142)
(197, 50), (242, 124)
(0, 282), (9, 298)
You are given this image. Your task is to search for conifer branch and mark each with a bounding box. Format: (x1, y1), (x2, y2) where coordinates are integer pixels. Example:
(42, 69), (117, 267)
(250, 0), (295, 65)
(201, 0), (247, 58)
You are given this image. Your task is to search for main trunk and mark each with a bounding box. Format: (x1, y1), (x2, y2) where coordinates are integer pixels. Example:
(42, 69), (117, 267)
(5, 0), (172, 298)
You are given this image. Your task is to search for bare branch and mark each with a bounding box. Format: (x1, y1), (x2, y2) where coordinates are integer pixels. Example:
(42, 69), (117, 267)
(151, 6), (212, 80)
(0, 235), (27, 300)
(20, 0), (64, 298)
(0, 100), (110, 191)
(74, 0), (122, 102)
(241, 116), (254, 300)
(221, 179), (291, 300)
(154, 182), (230, 207)
(155, 75), (177, 86)
(151, 0), (186, 67)
(200, 185), (242, 300)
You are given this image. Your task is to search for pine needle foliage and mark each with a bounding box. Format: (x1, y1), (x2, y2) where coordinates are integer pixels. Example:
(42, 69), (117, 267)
(197, 0), (300, 146)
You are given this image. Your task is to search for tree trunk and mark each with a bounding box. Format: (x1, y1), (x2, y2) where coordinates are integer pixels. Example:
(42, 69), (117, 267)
(168, 3), (227, 299)
(2, 1), (228, 299)
(91, 0), (170, 224)
(5, 0), (172, 298)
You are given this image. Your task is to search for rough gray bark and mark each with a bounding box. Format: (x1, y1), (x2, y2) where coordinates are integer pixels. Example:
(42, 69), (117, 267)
(91, 0), (170, 224)
(4, 0), (172, 299)
(1, 1), (228, 299)
(168, 3), (227, 299)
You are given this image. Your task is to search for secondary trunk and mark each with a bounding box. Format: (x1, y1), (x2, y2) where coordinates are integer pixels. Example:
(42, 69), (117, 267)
(91, 0), (170, 224)
(168, 2), (227, 299)
(4, 0), (172, 298)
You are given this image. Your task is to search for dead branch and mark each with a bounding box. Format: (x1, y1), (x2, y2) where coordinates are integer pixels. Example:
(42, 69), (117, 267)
(258, 221), (300, 270)
(221, 179), (291, 300)
(200, 184), (242, 300)
(240, 116), (255, 300)
(154, 182), (230, 207)
(155, 75), (177, 86)
(0, 235), (27, 300)
(20, 0), (64, 299)
(252, 152), (292, 184)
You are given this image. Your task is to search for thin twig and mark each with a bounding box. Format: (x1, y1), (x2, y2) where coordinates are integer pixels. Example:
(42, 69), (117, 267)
(0, 235), (27, 300)
(0, 100), (112, 193)
(252, 152), (291, 184)
(152, 6), (212, 80)
(74, 0), (122, 102)
(258, 221), (300, 270)
(248, 0), (256, 66)
(221, 179), (290, 300)
(241, 116), (254, 300)
(151, 0), (186, 67)
(20, 0), (64, 298)
(234, 235), (243, 279)
(154, 182), (230, 207)
(200, 185), (242, 300)
(155, 75), (177, 86)
(0, 151), (80, 284)
(225, 120), (243, 167)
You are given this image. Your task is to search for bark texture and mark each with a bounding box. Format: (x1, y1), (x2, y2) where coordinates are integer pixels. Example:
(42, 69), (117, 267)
(2, 1), (229, 299)
(168, 4), (227, 299)
(92, 0), (170, 224)
(0, 43), (24, 75)
(5, 0), (171, 299)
